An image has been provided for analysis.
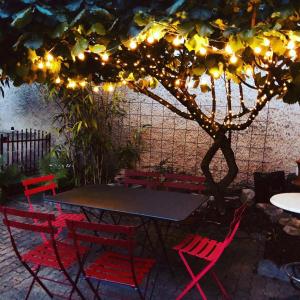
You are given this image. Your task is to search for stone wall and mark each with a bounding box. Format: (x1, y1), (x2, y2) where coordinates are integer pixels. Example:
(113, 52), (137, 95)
(1, 83), (300, 185)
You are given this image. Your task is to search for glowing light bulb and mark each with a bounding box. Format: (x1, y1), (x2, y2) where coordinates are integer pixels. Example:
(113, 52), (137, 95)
(199, 47), (207, 55)
(46, 53), (54, 61)
(147, 36), (154, 44)
(230, 55), (238, 64)
(175, 79), (181, 86)
(101, 53), (109, 61)
(172, 36), (184, 47)
(108, 84), (114, 92)
(287, 40), (295, 49)
(78, 52), (85, 60)
(55, 77), (61, 84)
(45, 61), (52, 68)
(93, 86), (99, 92)
(265, 50), (273, 58)
(153, 31), (160, 40)
(129, 40), (137, 50)
(212, 70), (220, 78)
(245, 66), (253, 76)
(37, 61), (44, 69)
(67, 80), (76, 89)
(225, 44), (233, 54)
(254, 47), (262, 54)
(289, 49), (297, 59)
(79, 80), (87, 87)
(263, 38), (270, 47)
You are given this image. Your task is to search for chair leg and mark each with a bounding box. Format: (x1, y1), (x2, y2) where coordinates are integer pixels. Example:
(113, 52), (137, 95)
(210, 270), (231, 300)
(22, 263), (53, 299)
(178, 252), (207, 299)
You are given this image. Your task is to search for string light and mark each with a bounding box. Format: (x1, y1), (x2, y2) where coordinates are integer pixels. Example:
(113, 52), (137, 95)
(37, 61), (44, 69)
(55, 77), (61, 84)
(45, 61), (52, 68)
(245, 66), (253, 76)
(46, 53), (54, 61)
(129, 40), (137, 49)
(101, 53), (109, 61)
(225, 44), (233, 54)
(287, 40), (295, 49)
(263, 38), (270, 47)
(254, 46), (262, 54)
(199, 47), (207, 55)
(147, 36), (155, 44)
(93, 86), (99, 92)
(78, 52), (85, 60)
(229, 55), (238, 64)
(175, 79), (181, 86)
(107, 84), (114, 92)
(79, 80), (87, 87)
(67, 80), (76, 89)
(289, 49), (297, 59)
(172, 36), (184, 46)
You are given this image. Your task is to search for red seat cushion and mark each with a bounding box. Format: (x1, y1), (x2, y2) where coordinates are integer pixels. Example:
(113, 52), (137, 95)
(22, 241), (87, 269)
(85, 251), (155, 287)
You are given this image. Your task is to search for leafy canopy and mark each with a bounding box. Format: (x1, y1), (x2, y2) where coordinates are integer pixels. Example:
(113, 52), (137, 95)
(0, 0), (300, 103)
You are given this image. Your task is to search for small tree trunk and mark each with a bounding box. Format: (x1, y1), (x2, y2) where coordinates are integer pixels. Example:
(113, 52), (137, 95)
(201, 132), (238, 213)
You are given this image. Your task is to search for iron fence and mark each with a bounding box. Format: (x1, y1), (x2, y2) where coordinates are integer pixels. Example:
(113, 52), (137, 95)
(0, 129), (51, 174)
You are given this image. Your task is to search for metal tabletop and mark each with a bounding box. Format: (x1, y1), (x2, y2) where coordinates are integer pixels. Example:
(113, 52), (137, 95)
(48, 184), (206, 222)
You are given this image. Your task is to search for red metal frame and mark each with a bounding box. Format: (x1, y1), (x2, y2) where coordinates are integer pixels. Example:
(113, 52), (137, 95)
(173, 203), (247, 300)
(66, 219), (157, 300)
(162, 173), (206, 193)
(22, 174), (85, 239)
(0, 206), (87, 300)
(124, 169), (160, 189)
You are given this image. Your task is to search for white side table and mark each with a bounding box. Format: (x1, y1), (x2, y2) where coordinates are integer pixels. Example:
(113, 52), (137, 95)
(270, 193), (300, 214)
(270, 193), (300, 290)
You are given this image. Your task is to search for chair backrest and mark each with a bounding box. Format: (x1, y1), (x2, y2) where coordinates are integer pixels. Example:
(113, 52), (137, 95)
(224, 203), (247, 247)
(66, 220), (136, 251)
(0, 206), (57, 257)
(162, 173), (206, 193)
(124, 169), (160, 188)
(22, 174), (57, 198)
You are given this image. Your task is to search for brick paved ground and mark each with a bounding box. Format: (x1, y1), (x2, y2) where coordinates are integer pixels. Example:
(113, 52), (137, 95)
(0, 196), (299, 300)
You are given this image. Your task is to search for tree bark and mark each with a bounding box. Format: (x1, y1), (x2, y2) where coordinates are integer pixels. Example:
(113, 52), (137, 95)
(201, 132), (238, 213)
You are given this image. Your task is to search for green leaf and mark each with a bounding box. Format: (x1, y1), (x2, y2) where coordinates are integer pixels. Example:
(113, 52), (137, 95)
(195, 23), (214, 36)
(88, 23), (106, 35)
(192, 66), (205, 76)
(72, 37), (88, 56)
(24, 35), (43, 49)
(35, 5), (53, 16)
(66, 0), (83, 12)
(167, 0), (185, 15)
(50, 22), (68, 38)
(134, 11), (151, 27)
(11, 7), (33, 29)
(89, 44), (106, 54)
(89, 6), (113, 19)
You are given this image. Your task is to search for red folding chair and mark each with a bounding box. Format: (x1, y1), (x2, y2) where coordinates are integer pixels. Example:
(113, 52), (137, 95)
(161, 173), (206, 193)
(66, 219), (157, 300)
(0, 206), (87, 300)
(22, 174), (85, 238)
(173, 203), (247, 300)
(124, 169), (160, 189)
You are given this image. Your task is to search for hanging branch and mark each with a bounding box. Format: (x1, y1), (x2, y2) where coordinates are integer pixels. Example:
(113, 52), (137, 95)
(211, 76), (216, 122)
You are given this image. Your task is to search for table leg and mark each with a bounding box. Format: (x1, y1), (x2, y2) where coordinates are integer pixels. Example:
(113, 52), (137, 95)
(152, 219), (175, 277)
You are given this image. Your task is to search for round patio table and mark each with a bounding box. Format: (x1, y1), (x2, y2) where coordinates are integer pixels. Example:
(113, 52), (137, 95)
(270, 193), (300, 214)
(270, 193), (300, 290)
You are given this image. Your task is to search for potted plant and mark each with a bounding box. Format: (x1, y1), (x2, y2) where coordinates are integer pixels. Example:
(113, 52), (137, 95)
(0, 156), (23, 203)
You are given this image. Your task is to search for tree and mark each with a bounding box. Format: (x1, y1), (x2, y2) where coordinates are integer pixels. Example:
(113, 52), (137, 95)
(0, 0), (300, 209)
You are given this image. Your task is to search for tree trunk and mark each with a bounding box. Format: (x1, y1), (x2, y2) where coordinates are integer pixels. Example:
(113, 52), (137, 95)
(201, 132), (238, 213)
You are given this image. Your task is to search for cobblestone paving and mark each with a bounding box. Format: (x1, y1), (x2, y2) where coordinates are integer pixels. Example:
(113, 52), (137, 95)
(0, 197), (299, 300)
